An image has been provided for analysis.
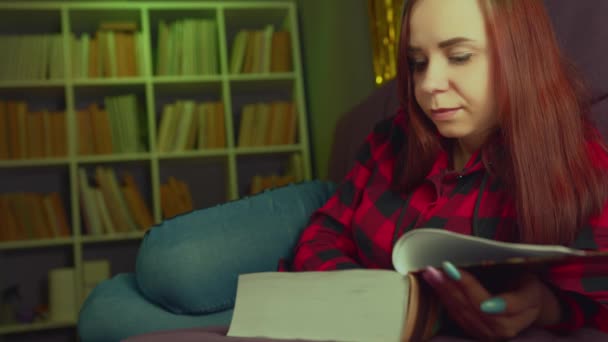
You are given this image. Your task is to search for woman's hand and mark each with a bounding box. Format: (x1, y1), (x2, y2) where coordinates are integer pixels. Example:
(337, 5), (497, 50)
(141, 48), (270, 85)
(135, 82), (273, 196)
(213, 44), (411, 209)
(422, 262), (563, 340)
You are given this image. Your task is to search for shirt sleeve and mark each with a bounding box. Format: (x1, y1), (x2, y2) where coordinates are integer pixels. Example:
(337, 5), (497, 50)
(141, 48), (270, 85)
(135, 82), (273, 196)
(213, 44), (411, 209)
(289, 115), (400, 271)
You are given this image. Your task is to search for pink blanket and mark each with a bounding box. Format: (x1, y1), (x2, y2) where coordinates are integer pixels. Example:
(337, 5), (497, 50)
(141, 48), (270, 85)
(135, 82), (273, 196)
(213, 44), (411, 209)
(122, 326), (608, 342)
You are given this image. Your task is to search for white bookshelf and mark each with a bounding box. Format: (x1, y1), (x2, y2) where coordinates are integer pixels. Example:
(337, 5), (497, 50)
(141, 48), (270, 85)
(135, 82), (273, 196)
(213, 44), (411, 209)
(0, 1), (311, 339)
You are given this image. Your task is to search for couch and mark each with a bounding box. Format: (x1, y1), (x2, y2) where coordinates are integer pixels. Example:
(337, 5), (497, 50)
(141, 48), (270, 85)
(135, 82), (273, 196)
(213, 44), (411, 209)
(78, 1), (608, 341)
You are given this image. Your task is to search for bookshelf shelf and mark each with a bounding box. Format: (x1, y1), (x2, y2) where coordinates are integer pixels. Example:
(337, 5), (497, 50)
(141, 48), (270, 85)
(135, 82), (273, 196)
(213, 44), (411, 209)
(0, 238), (74, 251)
(0, 320), (76, 335)
(80, 231), (146, 244)
(228, 73), (295, 81)
(157, 149), (229, 160)
(0, 158), (70, 168)
(0, 80), (66, 88)
(153, 75), (223, 83)
(235, 145), (301, 155)
(72, 78), (147, 86)
(75, 153), (152, 164)
(0, 1), (311, 340)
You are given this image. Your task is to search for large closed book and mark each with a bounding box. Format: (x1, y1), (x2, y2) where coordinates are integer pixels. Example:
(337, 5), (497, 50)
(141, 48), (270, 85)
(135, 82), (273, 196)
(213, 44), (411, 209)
(228, 228), (608, 342)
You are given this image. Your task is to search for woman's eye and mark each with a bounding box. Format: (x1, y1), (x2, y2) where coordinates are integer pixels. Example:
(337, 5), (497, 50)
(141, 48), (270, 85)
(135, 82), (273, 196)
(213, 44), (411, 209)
(409, 59), (427, 72)
(449, 53), (472, 64)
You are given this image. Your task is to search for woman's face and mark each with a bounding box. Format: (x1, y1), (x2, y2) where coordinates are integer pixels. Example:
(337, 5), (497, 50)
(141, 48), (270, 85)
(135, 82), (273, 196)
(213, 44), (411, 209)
(408, 0), (498, 149)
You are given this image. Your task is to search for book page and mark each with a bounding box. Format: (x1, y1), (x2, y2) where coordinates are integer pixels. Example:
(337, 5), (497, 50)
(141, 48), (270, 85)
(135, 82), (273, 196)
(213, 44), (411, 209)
(228, 269), (409, 342)
(392, 228), (586, 275)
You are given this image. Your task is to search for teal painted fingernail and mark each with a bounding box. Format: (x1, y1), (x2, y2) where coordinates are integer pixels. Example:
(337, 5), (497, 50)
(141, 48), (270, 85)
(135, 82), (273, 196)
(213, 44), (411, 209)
(481, 298), (506, 314)
(442, 261), (461, 281)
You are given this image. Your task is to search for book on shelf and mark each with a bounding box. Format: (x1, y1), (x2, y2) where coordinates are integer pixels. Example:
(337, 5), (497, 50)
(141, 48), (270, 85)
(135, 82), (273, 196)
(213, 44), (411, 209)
(77, 95), (143, 156)
(0, 34), (64, 81)
(0, 192), (70, 242)
(156, 100), (225, 152)
(71, 21), (142, 79)
(160, 176), (193, 219)
(237, 101), (297, 148)
(0, 100), (68, 160)
(79, 166), (153, 236)
(155, 19), (218, 76)
(249, 154), (303, 194)
(228, 228), (608, 342)
(230, 27), (292, 74)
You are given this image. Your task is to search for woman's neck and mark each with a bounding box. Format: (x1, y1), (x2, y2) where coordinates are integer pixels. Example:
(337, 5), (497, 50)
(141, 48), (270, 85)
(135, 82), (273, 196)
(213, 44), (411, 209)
(452, 138), (481, 172)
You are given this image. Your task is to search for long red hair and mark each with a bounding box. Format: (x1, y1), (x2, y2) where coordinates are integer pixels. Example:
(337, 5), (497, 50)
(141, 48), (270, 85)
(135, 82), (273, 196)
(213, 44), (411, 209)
(394, 0), (608, 245)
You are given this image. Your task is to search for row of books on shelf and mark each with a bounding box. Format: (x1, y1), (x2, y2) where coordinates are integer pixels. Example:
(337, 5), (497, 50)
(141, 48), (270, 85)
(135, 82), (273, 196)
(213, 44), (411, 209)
(79, 94), (145, 155)
(157, 100), (226, 152)
(0, 34), (64, 81)
(249, 153), (304, 194)
(0, 23), (293, 83)
(156, 19), (219, 76)
(78, 167), (153, 236)
(0, 192), (70, 242)
(238, 101), (297, 147)
(71, 22), (144, 78)
(0, 101), (68, 160)
(0, 97), (299, 160)
(160, 176), (194, 219)
(230, 27), (292, 74)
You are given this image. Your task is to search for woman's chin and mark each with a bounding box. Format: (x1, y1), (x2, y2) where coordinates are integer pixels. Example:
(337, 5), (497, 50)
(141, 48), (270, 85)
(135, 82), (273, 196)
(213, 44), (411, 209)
(435, 127), (468, 139)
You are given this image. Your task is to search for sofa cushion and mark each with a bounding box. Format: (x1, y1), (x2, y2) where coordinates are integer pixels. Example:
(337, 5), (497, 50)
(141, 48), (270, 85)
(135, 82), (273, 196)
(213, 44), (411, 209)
(135, 181), (337, 315)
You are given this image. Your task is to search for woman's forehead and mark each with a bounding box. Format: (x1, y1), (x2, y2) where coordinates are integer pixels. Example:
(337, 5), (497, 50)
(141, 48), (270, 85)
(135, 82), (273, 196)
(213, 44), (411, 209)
(408, 0), (488, 48)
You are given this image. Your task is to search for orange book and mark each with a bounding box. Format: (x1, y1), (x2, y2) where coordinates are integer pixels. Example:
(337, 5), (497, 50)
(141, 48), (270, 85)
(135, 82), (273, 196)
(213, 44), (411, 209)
(123, 33), (137, 76)
(89, 104), (113, 154)
(114, 32), (127, 77)
(0, 100), (8, 159)
(10, 193), (35, 239)
(28, 193), (53, 239)
(0, 195), (21, 241)
(48, 192), (70, 237)
(283, 102), (297, 145)
(215, 102), (226, 148)
(168, 176), (190, 213)
(78, 109), (94, 155)
(242, 32), (257, 73)
(89, 37), (99, 78)
(27, 111), (45, 158)
(0, 196), (9, 241)
(270, 31), (292, 72)
(49, 111), (68, 157)
(250, 175), (264, 195)
(205, 104), (217, 149)
(176, 180), (193, 212)
(15, 102), (28, 159)
(6, 101), (23, 159)
(122, 172), (154, 231)
(160, 183), (181, 219)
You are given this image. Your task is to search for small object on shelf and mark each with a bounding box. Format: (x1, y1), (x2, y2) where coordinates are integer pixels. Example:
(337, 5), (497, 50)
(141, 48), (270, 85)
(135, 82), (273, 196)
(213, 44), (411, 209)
(15, 308), (35, 324)
(48, 267), (76, 322)
(0, 285), (20, 324)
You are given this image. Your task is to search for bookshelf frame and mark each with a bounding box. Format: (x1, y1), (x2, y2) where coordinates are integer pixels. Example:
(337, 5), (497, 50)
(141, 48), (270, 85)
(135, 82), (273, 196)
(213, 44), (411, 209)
(0, 1), (311, 338)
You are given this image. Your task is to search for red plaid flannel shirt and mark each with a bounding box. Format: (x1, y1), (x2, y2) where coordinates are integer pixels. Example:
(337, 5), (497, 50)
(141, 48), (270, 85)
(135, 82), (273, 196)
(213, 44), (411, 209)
(286, 111), (608, 333)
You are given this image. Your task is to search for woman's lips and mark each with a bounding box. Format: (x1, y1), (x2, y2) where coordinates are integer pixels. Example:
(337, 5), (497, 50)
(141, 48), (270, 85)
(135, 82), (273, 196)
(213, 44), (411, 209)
(431, 107), (461, 120)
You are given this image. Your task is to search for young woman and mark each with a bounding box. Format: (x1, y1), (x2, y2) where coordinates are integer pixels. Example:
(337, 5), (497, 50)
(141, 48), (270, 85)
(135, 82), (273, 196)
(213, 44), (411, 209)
(287, 0), (608, 339)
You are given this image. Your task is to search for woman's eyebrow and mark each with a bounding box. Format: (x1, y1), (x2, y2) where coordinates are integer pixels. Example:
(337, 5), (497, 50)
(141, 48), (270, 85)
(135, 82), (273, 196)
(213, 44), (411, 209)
(408, 37), (477, 53)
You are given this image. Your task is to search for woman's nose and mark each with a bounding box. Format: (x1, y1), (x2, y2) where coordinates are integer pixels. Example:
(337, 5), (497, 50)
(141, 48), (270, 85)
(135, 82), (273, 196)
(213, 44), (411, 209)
(418, 59), (449, 94)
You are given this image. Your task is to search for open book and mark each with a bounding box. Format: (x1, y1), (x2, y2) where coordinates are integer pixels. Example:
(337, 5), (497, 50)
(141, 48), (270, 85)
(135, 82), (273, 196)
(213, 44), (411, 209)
(227, 228), (608, 342)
